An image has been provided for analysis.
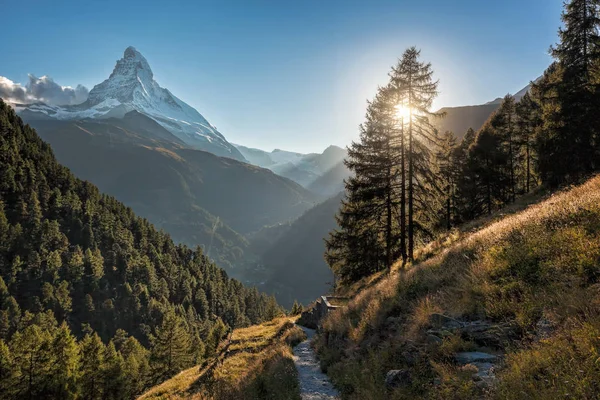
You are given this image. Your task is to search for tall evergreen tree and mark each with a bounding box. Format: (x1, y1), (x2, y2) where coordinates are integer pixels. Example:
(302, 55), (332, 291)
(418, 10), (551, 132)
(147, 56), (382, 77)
(516, 92), (541, 192)
(454, 128), (479, 222)
(490, 95), (518, 202)
(389, 47), (443, 260)
(326, 87), (403, 281)
(149, 312), (192, 382)
(48, 323), (80, 399)
(536, 0), (600, 185)
(79, 333), (105, 400)
(102, 341), (127, 400)
(468, 125), (510, 215)
(9, 325), (54, 400)
(0, 339), (15, 399)
(435, 131), (459, 230)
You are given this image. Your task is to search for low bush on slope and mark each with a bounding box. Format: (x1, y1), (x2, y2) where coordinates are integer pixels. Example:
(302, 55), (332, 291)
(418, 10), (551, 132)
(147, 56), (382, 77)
(315, 175), (600, 399)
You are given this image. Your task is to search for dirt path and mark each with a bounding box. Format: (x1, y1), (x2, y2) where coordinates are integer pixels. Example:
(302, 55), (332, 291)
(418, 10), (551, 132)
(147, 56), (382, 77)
(293, 326), (340, 400)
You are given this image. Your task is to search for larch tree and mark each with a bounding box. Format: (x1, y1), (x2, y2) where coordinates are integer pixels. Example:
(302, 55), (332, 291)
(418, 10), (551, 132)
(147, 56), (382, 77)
(149, 311), (192, 382)
(79, 333), (106, 400)
(326, 86), (403, 281)
(48, 323), (80, 399)
(490, 95), (518, 202)
(389, 47), (443, 260)
(435, 131), (459, 230)
(536, 0), (600, 185)
(516, 91), (541, 193)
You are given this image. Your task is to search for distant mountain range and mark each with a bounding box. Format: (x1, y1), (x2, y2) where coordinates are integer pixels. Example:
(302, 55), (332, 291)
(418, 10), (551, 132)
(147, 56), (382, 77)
(235, 143), (349, 192)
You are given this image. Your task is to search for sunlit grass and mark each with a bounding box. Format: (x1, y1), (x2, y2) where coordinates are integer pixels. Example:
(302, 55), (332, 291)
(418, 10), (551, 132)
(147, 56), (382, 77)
(138, 317), (304, 400)
(316, 175), (600, 399)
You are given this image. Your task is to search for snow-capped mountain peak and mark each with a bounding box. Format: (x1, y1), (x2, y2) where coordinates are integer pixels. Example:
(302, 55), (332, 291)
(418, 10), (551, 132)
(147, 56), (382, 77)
(85, 46), (154, 107)
(12, 47), (245, 161)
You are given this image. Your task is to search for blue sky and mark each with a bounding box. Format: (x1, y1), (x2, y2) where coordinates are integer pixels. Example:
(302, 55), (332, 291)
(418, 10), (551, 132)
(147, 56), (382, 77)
(2, 0), (562, 153)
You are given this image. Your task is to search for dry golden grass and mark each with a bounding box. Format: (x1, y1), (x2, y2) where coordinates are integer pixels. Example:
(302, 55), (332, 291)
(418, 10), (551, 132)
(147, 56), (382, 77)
(316, 175), (600, 399)
(138, 317), (304, 400)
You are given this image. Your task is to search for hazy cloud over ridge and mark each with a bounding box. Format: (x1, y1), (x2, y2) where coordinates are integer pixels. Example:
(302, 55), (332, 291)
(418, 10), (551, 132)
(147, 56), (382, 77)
(0, 74), (88, 105)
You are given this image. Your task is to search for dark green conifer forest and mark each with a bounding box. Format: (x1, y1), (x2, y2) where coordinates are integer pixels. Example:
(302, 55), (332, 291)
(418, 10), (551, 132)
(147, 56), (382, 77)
(0, 100), (283, 399)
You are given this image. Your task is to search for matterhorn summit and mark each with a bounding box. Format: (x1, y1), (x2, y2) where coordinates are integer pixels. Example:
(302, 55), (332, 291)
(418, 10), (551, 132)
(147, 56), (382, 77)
(15, 46), (245, 161)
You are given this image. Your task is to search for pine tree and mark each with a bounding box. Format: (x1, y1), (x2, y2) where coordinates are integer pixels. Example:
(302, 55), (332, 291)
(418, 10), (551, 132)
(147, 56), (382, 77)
(454, 128), (480, 221)
(48, 322), (80, 399)
(102, 341), (127, 400)
(435, 131), (459, 230)
(326, 87), (403, 281)
(468, 126), (510, 215)
(536, 0), (600, 185)
(389, 47), (443, 260)
(0, 339), (15, 399)
(516, 92), (541, 192)
(205, 318), (227, 358)
(490, 95), (518, 202)
(119, 336), (149, 397)
(290, 300), (302, 316)
(79, 333), (105, 400)
(150, 311), (192, 382)
(9, 324), (54, 399)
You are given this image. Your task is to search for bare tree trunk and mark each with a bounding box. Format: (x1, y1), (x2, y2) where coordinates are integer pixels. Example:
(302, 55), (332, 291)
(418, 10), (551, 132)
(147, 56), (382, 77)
(400, 117), (407, 263)
(408, 106), (414, 261)
(386, 132), (393, 271)
(526, 132), (531, 192)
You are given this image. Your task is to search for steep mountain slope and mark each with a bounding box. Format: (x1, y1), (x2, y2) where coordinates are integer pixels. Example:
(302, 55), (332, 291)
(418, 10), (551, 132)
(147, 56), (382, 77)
(0, 99), (284, 398)
(435, 103), (501, 138)
(260, 192), (344, 307)
(435, 79), (537, 137)
(315, 176), (600, 399)
(12, 46), (245, 161)
(307, 160), (352, 199)
(27, 113), (318, 271)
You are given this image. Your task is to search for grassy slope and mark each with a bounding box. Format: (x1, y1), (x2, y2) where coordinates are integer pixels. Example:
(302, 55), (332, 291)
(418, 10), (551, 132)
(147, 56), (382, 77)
(316, 175), (600, 399)
(139, 318), (305, 400)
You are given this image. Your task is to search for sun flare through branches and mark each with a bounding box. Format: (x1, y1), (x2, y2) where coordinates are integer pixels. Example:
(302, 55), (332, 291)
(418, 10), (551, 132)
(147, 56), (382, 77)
(395, 103), (411, 119)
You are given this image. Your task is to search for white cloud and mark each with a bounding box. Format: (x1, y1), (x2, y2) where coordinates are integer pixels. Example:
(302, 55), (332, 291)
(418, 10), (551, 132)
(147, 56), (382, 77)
(0, 76), (29, 103)
(0, 74), (88, 106)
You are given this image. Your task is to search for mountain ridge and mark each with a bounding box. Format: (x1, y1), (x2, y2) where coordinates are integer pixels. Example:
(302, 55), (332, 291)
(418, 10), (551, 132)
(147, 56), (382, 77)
(234, 143), (348, 188)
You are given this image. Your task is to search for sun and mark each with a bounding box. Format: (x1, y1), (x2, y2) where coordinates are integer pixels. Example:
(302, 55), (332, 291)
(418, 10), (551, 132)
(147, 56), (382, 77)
(395, 104), (411, 119)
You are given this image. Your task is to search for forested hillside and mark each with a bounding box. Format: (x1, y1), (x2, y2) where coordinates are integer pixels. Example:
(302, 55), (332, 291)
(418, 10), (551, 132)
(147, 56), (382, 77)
(0, 100), (283, 399)
(27, 113), (318, 272)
